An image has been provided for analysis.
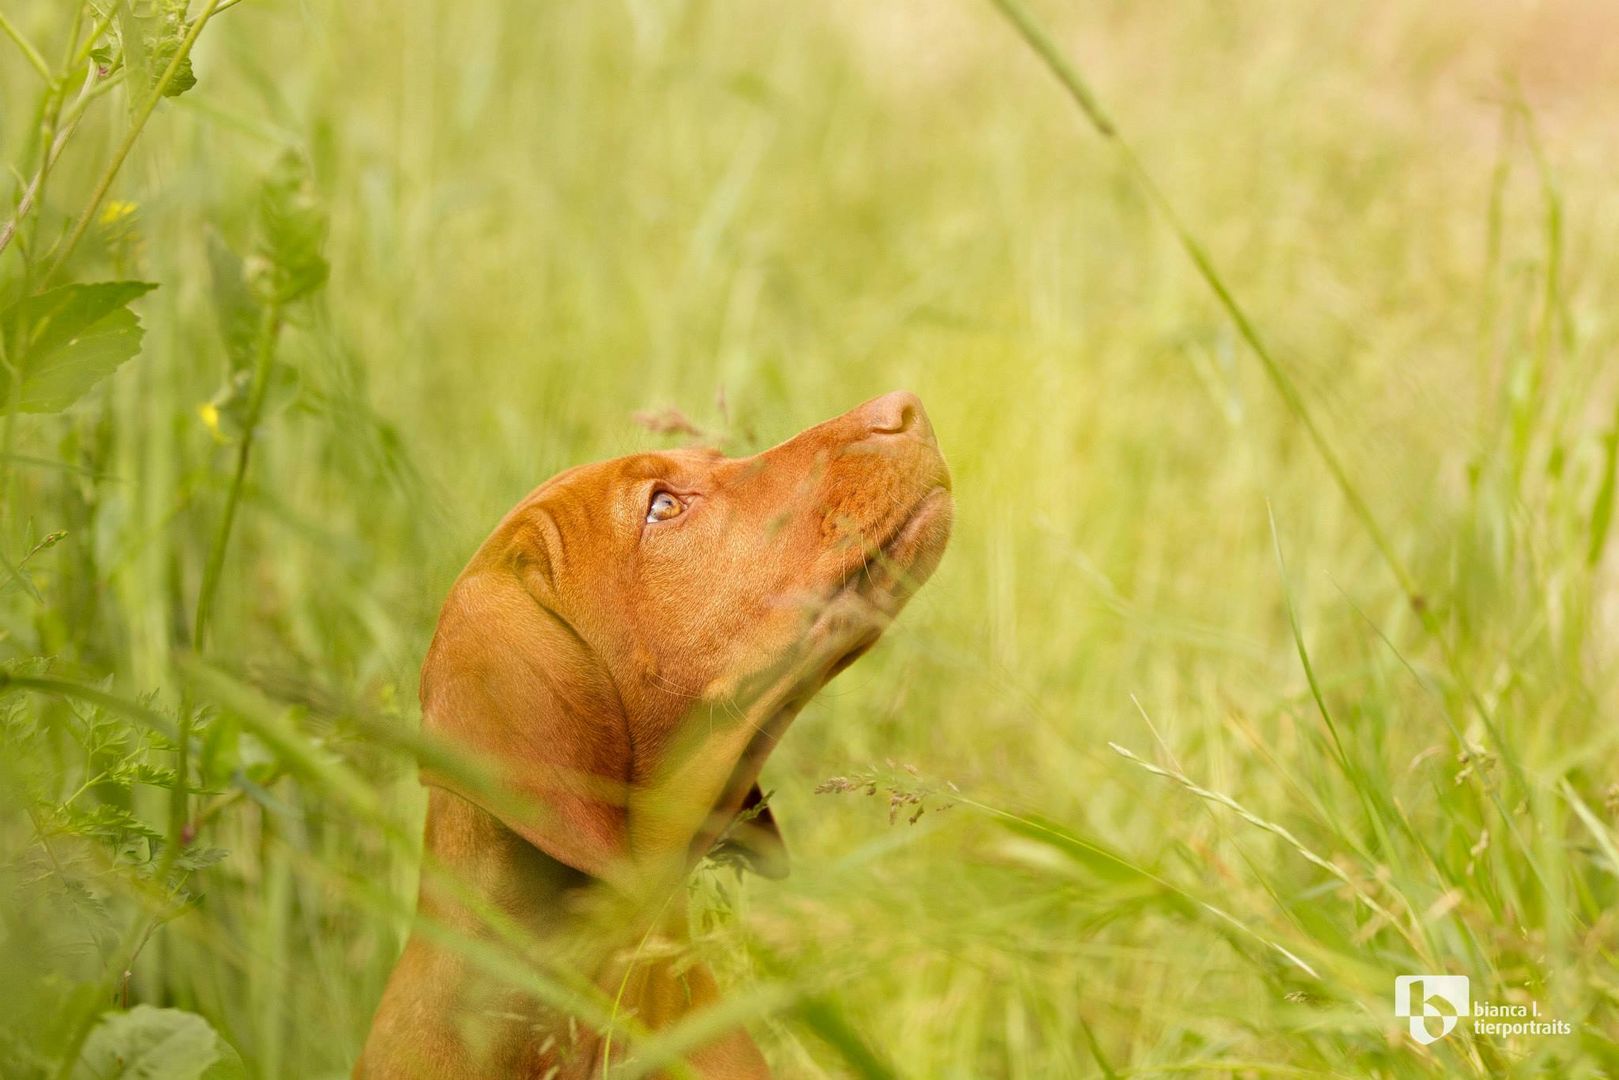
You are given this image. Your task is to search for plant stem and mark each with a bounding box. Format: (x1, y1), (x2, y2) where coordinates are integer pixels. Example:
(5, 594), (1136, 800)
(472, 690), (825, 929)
(0, 62), (110, 262)
(194, 303), (282, 651)
(177, 302), (282, 898)
(5, 6), (108, 262)
(0, 5), (90, 527)
(0, 8), (51, 80)
(44, 0), (224, 284)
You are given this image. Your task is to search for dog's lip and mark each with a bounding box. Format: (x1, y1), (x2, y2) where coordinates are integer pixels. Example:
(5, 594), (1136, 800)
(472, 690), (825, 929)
(887, 484), (953, 547)
(810, 484), (951, 681)
(830, 485), (953, 605)
(891, 484), (953, 552)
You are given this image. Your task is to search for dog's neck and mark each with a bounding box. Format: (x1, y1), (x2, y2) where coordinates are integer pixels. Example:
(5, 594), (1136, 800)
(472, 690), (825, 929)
(419, 788), (596, 934)
(419, 788), (703, 944)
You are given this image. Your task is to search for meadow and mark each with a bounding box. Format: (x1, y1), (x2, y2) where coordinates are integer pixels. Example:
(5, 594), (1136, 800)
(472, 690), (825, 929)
(2, 1), (1617, 1076)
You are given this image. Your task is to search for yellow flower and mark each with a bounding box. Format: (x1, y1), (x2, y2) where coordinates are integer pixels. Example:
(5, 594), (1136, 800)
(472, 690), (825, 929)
(198, 401), (226, 442)
(100, 200), (138, 225)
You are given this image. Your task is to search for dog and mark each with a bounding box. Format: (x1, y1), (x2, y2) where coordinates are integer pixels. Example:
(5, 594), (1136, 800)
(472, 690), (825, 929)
(357, 391), (952, 1078)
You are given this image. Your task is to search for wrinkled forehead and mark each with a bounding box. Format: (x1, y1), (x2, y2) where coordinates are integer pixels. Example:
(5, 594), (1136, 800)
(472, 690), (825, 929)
(531, 446), (722, 496)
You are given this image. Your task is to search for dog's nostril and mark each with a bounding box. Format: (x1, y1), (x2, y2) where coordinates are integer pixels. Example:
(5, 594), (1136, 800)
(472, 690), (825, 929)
(874, 401), (916, 434)
(863, 390), (927, 437)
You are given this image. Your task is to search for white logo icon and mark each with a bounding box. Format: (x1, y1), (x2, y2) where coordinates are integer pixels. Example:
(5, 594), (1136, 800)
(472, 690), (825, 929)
(1395, 975), (1470, 1044)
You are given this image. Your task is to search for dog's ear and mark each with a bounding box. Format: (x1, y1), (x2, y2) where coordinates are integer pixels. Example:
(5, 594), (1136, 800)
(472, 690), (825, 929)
(710, 783), (788, 879)
(417, 559), (635, 888)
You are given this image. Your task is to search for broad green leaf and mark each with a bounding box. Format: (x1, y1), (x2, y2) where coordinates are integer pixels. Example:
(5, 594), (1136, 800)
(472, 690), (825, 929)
(150, 35), (198, 99)
(74, 1006), (220, 1080)
(109, 1), (198, 101)
(1, 282), (157, 414)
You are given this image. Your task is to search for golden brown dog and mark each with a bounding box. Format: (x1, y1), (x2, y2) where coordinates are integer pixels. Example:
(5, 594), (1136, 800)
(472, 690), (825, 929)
(357, 391), (952, 1078)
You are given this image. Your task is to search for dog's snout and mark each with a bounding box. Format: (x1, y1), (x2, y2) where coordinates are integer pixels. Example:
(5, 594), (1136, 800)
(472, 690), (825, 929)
(860, 390), (933, 442)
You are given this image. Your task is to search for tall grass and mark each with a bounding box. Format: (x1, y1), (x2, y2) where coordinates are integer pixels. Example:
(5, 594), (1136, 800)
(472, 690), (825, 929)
(2, 1), (1617, 1077)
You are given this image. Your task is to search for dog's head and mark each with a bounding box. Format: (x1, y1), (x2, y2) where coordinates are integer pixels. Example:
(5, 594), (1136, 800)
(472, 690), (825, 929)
(420, 392), (952, 893)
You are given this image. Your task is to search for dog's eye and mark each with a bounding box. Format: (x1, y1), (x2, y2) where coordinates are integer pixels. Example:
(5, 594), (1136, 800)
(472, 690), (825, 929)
(646, 491), (684, 524)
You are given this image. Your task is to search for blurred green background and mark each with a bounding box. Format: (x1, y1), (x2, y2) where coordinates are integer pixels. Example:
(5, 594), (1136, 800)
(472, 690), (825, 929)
(3, 0), (1617, 1076)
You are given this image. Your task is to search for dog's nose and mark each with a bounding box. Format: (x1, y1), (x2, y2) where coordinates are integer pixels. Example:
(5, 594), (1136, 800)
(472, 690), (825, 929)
(859, 390), (933, 442)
